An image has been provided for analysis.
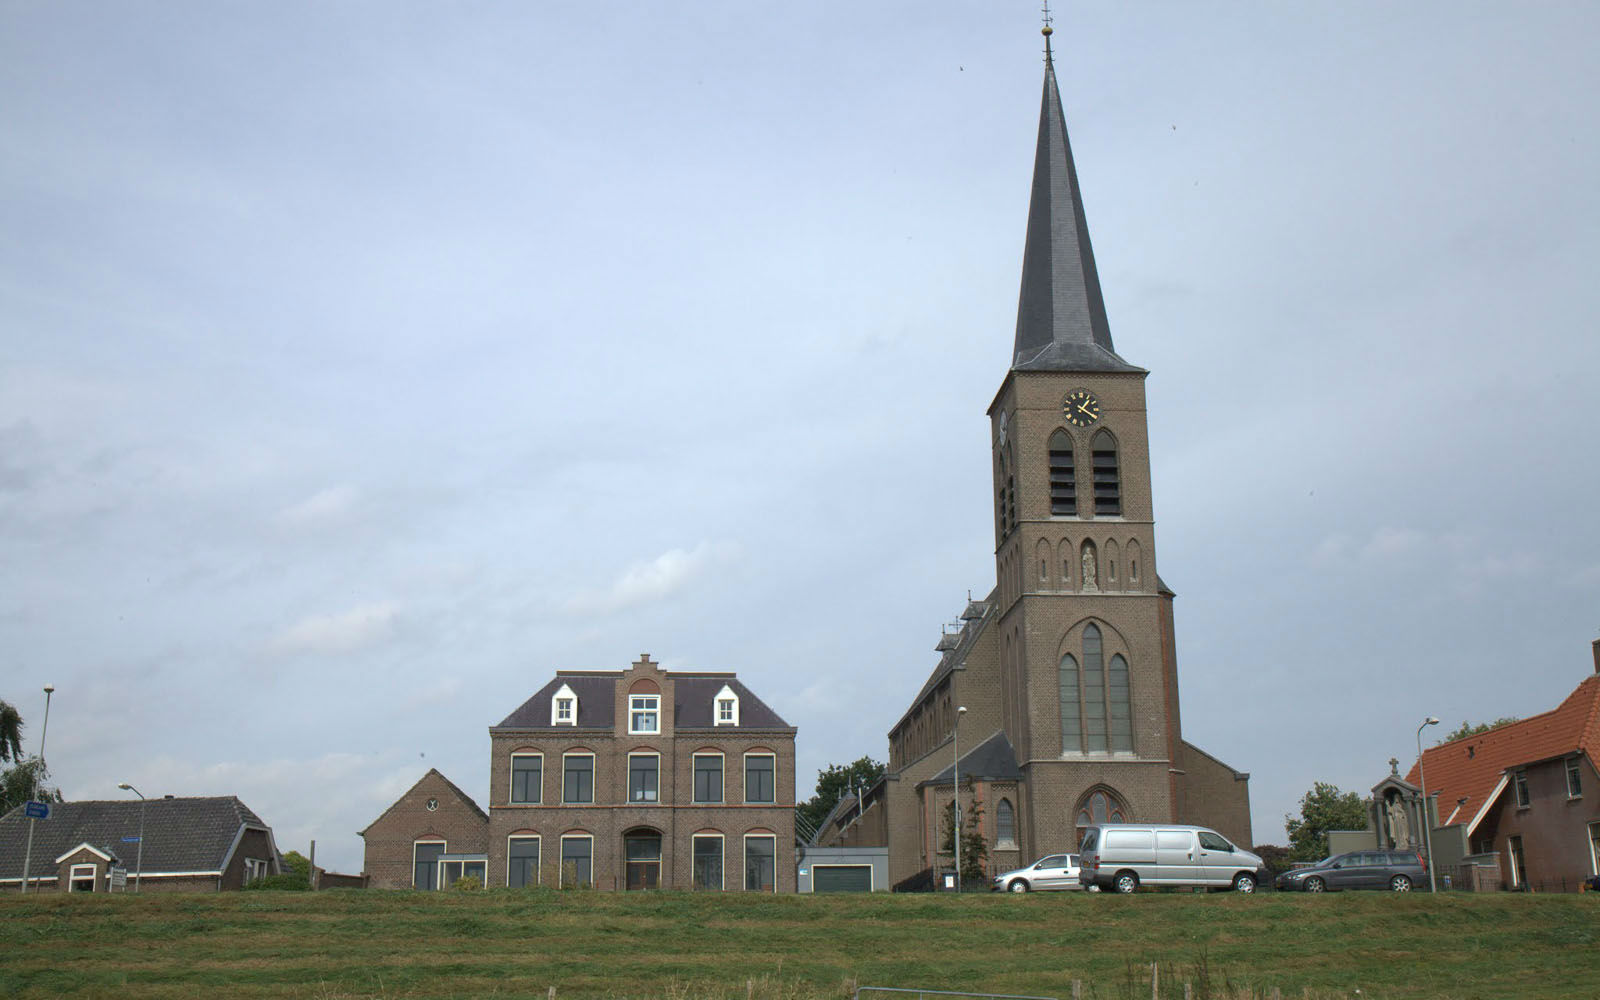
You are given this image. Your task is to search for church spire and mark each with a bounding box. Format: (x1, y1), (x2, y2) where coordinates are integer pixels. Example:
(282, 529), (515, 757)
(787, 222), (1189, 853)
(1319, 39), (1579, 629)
(1011, 22), (1139, 373)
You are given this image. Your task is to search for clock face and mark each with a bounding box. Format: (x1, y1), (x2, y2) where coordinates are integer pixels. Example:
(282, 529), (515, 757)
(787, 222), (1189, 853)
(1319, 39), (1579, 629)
(1063, 389), (1101, 427)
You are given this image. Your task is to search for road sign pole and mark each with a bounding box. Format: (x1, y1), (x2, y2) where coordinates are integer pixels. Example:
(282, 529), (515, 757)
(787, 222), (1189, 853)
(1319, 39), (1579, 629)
(21, 817), (36, 895)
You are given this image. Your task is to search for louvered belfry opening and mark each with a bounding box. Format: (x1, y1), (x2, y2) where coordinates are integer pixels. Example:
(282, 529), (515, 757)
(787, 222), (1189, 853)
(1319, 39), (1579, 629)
(1091, 430), (1120, 516)
(1048, 430), (1076, 516)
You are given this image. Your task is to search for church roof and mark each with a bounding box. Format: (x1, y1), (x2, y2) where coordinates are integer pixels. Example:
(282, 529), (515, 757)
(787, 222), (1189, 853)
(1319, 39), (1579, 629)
(1404, 673), (1600, 834)
(889, 590), (995, 736)
(921, 730), (1023, 787)
(1011, 43), (1142, 374)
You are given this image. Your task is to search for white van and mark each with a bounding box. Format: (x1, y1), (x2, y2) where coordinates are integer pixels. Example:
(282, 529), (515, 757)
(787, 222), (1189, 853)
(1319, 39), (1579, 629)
(1077, 824), (1265, 894)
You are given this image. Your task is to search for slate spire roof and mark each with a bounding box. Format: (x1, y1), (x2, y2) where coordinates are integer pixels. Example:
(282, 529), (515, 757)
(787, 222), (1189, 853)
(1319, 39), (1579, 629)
(1011, 34), (1141, 374)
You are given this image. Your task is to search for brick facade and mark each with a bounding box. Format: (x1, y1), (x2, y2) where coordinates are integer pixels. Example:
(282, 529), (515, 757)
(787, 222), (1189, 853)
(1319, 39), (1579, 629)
(360, 769), (490, 890)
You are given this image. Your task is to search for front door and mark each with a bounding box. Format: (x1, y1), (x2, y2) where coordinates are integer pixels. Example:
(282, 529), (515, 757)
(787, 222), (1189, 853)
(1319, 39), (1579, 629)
(625, 832), (661, 890)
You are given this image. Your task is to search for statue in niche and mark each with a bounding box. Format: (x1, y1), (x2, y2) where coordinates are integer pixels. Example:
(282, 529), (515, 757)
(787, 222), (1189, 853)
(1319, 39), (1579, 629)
(1386, 794), (1411, 848)
(1081, 545), (1099, 593)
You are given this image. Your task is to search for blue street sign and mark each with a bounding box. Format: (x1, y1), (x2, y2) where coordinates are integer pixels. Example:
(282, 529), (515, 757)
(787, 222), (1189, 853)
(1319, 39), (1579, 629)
(120, 836), (141, 843)
(23, 801), (49, 819)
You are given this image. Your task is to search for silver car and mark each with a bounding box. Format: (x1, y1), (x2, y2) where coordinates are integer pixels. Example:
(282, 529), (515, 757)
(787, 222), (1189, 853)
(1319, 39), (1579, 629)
(992, 853), (1086, 892)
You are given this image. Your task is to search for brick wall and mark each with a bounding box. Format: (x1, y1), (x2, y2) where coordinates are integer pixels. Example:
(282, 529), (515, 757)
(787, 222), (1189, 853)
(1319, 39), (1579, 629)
(361, 769), (489, 890)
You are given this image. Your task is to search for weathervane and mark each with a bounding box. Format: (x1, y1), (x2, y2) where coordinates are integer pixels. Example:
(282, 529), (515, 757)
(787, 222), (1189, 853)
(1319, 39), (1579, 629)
(1041, 0), (1055, 61)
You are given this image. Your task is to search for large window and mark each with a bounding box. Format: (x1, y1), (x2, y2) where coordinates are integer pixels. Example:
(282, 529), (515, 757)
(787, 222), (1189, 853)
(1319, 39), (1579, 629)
(510, 753), (542, 804)
(745, 753), (776, 804)
(69, 864), (97, 893)
(629, 694), (660, 735)
(1075, 789), (1127, 832)
(508, 836), (540, 888)
(693, 834), (724, 890)
(413, 841), (446, 890)
(744, 835), (776, 892)
(996, 798), (1016, 848)
(560, 835), (592, 888)
(624, 831), (662, 890)
(629, 753), (660, 803)
(1060, 624), (1132, 754)
(1091, 430), (1120, 516)
(694, 753), (724, 803)
(1048, 430), (1076, 516)
(564, 753), (595, 804)
(438, 857), (486, 888)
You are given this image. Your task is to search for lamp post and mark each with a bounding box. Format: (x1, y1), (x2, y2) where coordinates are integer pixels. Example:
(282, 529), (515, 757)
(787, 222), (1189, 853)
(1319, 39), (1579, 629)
(21, 685), (54, 895)
(117, 783), (145, 893)
(1416, 717), (1440, 893)
(953, 705), (967, 892)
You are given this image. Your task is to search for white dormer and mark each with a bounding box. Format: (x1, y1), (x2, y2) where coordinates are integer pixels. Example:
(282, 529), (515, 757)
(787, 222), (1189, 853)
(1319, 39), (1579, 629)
(551, 683), (578, 726)
(713, 684), (739, 726)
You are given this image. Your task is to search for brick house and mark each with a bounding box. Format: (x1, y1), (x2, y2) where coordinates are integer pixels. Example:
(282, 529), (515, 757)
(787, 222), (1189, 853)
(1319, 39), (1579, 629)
(1403, 644), (1600, 891)
(487, 655), (796, 892)
(360, 768), (490, 890)
(836, 35), (1250, 888)
(0, 796), (280, 893)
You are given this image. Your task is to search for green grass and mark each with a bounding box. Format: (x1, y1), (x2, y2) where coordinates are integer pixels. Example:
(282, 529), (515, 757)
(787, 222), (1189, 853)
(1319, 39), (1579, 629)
(1, 888), (1594, 999)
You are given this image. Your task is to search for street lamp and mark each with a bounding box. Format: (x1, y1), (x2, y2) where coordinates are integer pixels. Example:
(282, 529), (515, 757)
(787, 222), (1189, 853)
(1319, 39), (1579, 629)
(1416, 717), (1440, 893)
(20, 685), (55, 895)
(117, 783), (145, 893)
(37, 685), (52, 802)
(953, 705), (967, 892)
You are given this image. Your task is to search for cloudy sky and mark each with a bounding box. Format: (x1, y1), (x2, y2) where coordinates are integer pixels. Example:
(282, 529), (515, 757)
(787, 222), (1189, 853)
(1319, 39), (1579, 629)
(4, 2), (1597, 874)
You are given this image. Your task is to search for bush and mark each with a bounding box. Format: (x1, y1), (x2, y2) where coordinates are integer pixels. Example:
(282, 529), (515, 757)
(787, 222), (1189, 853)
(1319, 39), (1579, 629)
(451, 874), (483, 891)
(243, 873), (310, 891)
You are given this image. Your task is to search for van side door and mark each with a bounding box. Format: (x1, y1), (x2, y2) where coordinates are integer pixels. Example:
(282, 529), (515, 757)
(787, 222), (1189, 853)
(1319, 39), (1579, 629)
(1155, 830), (1198, 883)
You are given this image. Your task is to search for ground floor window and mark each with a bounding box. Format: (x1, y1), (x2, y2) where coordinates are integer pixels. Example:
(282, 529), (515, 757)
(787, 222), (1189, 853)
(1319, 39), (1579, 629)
(243, 858), (270, 884)
(693, 834), (724, 890)
(560, 835), (593, 888)
(508, 836), (540, 888)
(625, 831), (661, 890)
(413, 841), (446, 890)
(744, 835), (776, 892)
(1590, 822), (1600, 876)
(438, 857), (486, 888)
(1507, 835), (1526, 887)
(69, 864), (97, 893)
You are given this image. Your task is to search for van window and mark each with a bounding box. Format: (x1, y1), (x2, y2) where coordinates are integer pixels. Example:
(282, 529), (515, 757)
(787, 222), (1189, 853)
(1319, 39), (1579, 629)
(1156, 831), (1191, 850)
(1105, 829), (1155, 850)
(1196, 831), (1232, 852)
(1079, 830), (1098, 852)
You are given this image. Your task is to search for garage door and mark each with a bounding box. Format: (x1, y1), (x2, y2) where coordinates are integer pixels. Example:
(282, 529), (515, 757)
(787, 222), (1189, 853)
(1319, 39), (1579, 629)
(813, 865), (873, 893)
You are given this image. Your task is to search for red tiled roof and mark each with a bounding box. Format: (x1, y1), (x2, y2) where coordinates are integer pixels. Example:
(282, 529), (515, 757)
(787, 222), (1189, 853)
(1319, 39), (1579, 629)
(1404, 674), (1600, 833)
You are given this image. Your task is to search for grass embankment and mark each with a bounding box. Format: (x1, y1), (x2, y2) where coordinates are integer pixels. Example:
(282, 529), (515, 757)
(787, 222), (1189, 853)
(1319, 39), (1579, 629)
(1, 888), (1594, 1000)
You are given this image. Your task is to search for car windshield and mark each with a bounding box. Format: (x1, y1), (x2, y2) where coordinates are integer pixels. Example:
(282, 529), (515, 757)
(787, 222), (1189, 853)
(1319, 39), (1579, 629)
(1314, 855), (1336, 867)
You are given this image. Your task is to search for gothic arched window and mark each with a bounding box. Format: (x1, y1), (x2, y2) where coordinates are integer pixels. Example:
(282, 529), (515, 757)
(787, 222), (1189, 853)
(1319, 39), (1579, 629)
(1075, 788), (1128, 832)
(1048, 430), (1076, 516)
(1058, 653), (1080, 751)
(996, 798), (1016, 847)
(1083, 625), (1107, 753)
(1109, 654), (1132, 753)
(1091, 430), (1120, 516)
(1060, 623), (1134, 755)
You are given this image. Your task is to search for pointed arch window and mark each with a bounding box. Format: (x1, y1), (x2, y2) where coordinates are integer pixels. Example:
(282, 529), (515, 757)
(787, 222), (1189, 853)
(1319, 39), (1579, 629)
(996, 798), (1017, 848)
(1091, 430), (1120, 516)
(996, 451), (1011, 538)
(1075, 789), (1128, 831)
(1048, 430), (1076, 516)
(1060, 623), (1134, 755)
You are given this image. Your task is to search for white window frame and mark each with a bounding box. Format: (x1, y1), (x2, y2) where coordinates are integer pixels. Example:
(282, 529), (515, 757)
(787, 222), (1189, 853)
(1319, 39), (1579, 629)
(243, 857), (269, 884)
(1566, 758), (1583, 799)
(69, 863), (97, 893)
(629, 694), (660, 735)
(412, 839), (447, 890)
(509, 751), (543, 805)
(743, 833), (778, 893)
(559, 833), (595, 888)
(692, 751), (725, 804)
(714, 684), (740, 726)
(743, 751), (777, 804)
(506, 834), (542, 888)
(628, 751), (661, 803)
(551, 683), (578, 726)
(562, 751), (596, 804)
(692, 832), (725, 890)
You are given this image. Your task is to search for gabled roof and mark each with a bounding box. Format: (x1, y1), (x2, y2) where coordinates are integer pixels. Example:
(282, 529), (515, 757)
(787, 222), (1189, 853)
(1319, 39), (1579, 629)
(890, 590), (996, 737)
(922, 730), (1023, 788)
(360, 768), (488, 837)
(1405, 674), (1600, 833)
(0, 796), (274, 882)
(492, 671), (792, 732)
(1010, 44), (1141, 375)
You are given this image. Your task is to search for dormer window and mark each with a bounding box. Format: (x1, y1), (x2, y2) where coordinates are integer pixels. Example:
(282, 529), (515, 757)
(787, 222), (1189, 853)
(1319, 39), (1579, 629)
(713, 684), (740, 726)
(550, 683), (578, 726)
(630, 694), (660, 734)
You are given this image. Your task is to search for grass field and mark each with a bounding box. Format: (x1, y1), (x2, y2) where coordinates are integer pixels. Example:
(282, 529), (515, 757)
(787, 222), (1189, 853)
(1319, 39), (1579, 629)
(2, 887), (1594, 1000)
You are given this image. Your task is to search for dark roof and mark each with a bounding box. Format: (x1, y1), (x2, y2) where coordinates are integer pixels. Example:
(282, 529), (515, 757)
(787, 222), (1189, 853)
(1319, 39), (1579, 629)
(359, 768), (487, 837)
(891, 591), (995, 736)
(0, 796), (273, 882)
(492, 672), (792, 731)
(922, 731), (1023, 787)
(1011, 51), (1142, 375)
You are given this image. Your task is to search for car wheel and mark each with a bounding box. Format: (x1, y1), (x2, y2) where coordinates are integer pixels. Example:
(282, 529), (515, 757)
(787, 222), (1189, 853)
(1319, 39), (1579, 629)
(1113, 872), (1139, 894)
(1390, 874), (1412, 892)
(1304, 876), (1325, 893)
(1008, 879), (1029, 893)
(1232, 873), (1256, 894)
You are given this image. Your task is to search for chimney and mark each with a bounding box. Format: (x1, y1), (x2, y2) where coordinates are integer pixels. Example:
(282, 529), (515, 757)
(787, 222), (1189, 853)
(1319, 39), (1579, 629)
(1592, 638), (1599, 674)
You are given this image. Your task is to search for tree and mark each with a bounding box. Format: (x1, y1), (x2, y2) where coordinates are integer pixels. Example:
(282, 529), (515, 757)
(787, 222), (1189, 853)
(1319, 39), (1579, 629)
(1283, 782), (1367, 861)
(1251, 844), (1294, 876)
(281, 850), (313, 881)
(1, 757), (61, 817)
(939, 790), (989, 885)
(0, 700), (21, 763)
(797, 756), (885, 835)
(1440, 717), (1520, 743)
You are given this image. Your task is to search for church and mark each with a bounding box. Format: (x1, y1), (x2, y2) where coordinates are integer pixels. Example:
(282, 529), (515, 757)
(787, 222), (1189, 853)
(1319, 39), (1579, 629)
(820, 26), (1253, 888)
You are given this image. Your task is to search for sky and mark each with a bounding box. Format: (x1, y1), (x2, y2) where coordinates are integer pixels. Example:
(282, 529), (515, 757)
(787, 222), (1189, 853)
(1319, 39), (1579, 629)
(3, 2), (1598, 875)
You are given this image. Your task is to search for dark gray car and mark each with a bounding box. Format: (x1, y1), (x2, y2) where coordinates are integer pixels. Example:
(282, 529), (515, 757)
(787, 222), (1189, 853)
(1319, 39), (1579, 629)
(1275, 850), (1427, 893)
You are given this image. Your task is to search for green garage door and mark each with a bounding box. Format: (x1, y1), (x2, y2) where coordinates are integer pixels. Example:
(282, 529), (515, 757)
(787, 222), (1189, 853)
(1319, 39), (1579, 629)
(813, 865), (873, 893)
